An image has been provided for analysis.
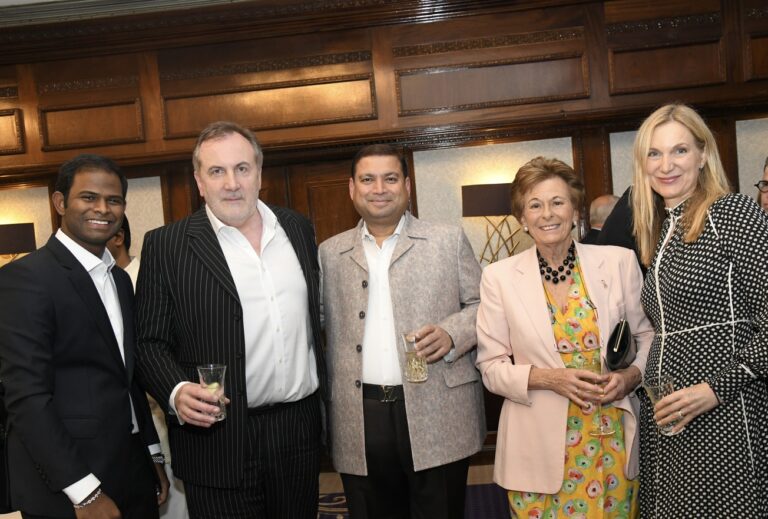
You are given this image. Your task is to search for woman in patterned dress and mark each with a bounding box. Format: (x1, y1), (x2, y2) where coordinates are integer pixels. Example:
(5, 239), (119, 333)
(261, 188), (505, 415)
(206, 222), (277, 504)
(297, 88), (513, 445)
(632, 103), (768, 517)
(476, 157), (653, 518)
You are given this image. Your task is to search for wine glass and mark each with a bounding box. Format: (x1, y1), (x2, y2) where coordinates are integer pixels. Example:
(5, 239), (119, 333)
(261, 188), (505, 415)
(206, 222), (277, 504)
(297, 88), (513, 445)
(583, 354), (614, 437)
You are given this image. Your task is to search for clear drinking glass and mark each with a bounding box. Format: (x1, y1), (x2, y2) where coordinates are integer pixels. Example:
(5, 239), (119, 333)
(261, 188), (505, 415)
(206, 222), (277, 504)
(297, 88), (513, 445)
(197, 364), (227, 421)
(643, 374), (684, 436)
(401, 333), (428, 383)
(583, 355), (615, 437)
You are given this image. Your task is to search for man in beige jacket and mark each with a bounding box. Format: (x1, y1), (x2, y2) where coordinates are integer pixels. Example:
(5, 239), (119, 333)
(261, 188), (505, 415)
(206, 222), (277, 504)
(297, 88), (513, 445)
(319, 144), (485, 519)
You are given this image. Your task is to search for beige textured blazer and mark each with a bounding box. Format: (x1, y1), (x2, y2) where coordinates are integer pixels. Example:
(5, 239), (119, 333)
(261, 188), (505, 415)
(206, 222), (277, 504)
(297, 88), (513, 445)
(319, 213), (486, 475)
(476, 242), (653, 494)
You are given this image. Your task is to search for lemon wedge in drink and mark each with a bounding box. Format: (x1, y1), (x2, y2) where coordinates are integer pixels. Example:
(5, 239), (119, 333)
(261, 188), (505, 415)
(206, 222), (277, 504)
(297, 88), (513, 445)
(205, 382), (220, 394)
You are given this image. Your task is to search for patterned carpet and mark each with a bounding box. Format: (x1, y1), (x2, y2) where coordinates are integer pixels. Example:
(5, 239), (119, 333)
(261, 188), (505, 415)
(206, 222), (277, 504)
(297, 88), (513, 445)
(318, 483), (510, 518)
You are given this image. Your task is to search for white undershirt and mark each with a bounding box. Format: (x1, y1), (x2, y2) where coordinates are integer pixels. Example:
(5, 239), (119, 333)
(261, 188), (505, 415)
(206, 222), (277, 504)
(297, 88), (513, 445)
(360, 216), (406, 385)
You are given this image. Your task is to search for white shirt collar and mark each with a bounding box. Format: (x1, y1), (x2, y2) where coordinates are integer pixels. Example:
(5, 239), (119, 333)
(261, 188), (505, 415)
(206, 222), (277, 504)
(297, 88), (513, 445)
(361, 213), (406, 243)
(205, 200), (277, 237)
(55, 228), (115, 273)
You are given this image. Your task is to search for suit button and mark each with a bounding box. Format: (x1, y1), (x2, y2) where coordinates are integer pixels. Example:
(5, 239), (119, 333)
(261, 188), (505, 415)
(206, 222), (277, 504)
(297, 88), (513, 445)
(359, 311), (365, 319)
(362, 280), (368, 288)
(355, 380), (361, 388)
(356, 344), (362, 352)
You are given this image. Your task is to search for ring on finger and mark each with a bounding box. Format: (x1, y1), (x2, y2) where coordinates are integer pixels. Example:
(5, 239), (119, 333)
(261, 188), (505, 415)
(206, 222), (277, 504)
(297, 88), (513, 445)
(677, 410), (685, 419)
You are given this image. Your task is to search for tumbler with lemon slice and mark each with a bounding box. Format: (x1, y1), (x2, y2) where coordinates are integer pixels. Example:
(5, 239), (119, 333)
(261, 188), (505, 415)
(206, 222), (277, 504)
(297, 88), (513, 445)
(197, 364), (227, 421)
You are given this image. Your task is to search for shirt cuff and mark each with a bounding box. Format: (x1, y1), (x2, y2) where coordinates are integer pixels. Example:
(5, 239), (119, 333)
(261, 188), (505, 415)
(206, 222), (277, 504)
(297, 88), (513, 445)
(169, 381), (192, 425)
(443, 346), (458, 363)
(63, 473), (101, 505)
(148, 443), (162, 455)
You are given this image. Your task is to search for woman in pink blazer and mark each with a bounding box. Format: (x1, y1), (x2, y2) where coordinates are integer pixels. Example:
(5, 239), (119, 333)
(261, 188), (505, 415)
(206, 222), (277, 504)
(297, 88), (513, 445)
(476, 157), (653, 518)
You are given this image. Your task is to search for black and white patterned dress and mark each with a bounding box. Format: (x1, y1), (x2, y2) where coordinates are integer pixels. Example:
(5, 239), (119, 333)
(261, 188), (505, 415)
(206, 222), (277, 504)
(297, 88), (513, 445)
(639, 193), (768, 518)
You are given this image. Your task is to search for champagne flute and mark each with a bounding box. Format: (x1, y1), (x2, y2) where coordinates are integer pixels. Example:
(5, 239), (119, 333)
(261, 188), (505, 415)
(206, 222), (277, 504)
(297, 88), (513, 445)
(583, 354), (614, 437)
(643, 374), (685, 436)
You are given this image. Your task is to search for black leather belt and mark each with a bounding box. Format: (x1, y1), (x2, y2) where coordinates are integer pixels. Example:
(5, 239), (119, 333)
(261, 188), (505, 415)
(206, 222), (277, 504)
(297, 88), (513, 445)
(362, 384), (404, 403)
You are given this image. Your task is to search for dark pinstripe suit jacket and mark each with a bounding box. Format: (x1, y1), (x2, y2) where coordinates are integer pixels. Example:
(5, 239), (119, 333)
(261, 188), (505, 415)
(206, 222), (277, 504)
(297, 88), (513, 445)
(135, 206), (326, 488)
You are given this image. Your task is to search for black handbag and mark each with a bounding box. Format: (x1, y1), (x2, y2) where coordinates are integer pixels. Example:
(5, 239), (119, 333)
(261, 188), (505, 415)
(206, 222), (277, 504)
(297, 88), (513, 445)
(605, 319), (636, 370)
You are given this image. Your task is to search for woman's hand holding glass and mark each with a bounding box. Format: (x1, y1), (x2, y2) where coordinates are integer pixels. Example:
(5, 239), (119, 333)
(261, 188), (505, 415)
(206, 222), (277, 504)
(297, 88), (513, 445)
(529, 366), (608, 409)
(652, 382), (719, 434)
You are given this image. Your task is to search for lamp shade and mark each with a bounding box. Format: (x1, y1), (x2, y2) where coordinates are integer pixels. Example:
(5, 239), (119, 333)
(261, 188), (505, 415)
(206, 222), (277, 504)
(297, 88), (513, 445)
(461, 183), (512, 217)
(0, 223), (36, 255)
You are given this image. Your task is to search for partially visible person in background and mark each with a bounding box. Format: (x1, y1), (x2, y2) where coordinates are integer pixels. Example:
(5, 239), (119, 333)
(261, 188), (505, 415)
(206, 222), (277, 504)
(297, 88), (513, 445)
(632, 103), (768, 517)
(581, 194), (619, 244)
(755, 155), (768, 212)
(107, 215), (190, 519)
(107, 214), (139, 288)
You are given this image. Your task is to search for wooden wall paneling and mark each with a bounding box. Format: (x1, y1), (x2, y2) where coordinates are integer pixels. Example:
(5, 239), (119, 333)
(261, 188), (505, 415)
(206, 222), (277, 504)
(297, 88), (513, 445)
(156, 160), (198, 224)
(162, 75), (377, 139)
(604, 1), (726, 95)
(572, 127), (613, 227)
(390, 7), (590, 118)
(743, 1), (768, 81)
(582, 2), (611, 105)
(396, 52), (590, 116)
(259, 165), (290, 208)
(604, 0), (720, 23)
(0, 109), (25, 155)
(608, 41), (726, 95)
(0, 65), (18, 100)
(157, 29), (378, 140)
(32, 53), (147, 152)
(287, 158), (359, 244)
(706, 116), (740, 191)
(39, 98), (145, 151)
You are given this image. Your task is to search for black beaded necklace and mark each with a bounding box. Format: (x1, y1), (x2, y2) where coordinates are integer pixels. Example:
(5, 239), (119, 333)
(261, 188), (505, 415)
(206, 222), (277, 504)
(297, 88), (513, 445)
(537, 242), (576, 285)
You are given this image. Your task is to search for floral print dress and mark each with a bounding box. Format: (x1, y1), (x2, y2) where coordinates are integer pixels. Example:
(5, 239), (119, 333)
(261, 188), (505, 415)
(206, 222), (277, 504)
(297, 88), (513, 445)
(509, 263), (638, 519)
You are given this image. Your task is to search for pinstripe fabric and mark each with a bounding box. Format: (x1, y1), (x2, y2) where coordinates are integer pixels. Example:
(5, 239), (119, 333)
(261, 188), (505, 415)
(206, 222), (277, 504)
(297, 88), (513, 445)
(184, 395), (320, 519)
(135, 205), (326, 491)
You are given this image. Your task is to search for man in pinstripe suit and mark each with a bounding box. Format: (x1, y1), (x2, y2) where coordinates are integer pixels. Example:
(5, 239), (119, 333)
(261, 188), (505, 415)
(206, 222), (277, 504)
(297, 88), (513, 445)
(135, 122), (326, 519)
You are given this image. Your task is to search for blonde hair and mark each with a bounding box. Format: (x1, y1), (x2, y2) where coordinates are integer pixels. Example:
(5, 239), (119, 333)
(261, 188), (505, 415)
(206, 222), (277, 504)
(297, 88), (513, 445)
(631, 104), (730, 266)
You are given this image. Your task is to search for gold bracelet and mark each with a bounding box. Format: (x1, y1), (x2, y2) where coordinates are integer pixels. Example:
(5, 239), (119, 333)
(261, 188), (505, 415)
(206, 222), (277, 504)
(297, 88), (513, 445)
(73, 487), (103, 509)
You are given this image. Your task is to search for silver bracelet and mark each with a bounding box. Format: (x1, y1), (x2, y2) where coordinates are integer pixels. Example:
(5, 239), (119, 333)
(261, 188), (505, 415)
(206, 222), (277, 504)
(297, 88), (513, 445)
(152, 453), (166, 465)
(73, 487), (103, 509)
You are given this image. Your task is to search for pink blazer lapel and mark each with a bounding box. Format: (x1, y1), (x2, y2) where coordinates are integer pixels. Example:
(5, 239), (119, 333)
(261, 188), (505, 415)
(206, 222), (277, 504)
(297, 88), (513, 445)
(512, 246), (562, 366)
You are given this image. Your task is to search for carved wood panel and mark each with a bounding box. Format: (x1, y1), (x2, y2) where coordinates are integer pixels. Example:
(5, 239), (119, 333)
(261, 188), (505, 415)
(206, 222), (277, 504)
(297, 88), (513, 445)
(608, 41), (726, 95)
(0, 109), (24, 155)
(162, 75), (377, 138)
(287, 158), (359, 244)
(396, 53), (589, 115)
(38, 99), (145, 151)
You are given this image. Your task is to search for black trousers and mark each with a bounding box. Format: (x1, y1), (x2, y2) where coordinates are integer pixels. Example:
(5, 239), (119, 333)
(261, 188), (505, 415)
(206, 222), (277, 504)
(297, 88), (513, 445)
(340, 394), (469, 519)
(23, 433), (158, 519)
(184, 393), (321, 519)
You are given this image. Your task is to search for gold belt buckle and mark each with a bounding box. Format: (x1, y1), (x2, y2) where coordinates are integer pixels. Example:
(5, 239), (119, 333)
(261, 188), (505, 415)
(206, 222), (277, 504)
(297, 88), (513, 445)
(380, 385), (396, 403)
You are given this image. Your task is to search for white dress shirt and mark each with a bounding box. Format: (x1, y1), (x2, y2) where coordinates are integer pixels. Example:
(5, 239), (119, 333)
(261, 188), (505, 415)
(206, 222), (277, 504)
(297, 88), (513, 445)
(170, 202), (318, 411)
(360, 215), (406, 385)
(54, 230), (160, 505)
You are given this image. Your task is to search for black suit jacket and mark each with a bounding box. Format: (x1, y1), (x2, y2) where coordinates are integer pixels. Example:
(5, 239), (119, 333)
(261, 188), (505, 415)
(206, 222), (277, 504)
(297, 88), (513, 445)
(135, 206), (326, 488)
(0, 236), (159, 517)
(580, 228), (601, 245)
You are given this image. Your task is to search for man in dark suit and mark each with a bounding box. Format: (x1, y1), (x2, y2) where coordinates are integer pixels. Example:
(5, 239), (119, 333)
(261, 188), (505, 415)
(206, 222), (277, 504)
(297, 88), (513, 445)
(0, 154), (168, 519)
(135, 121), (326, 519)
